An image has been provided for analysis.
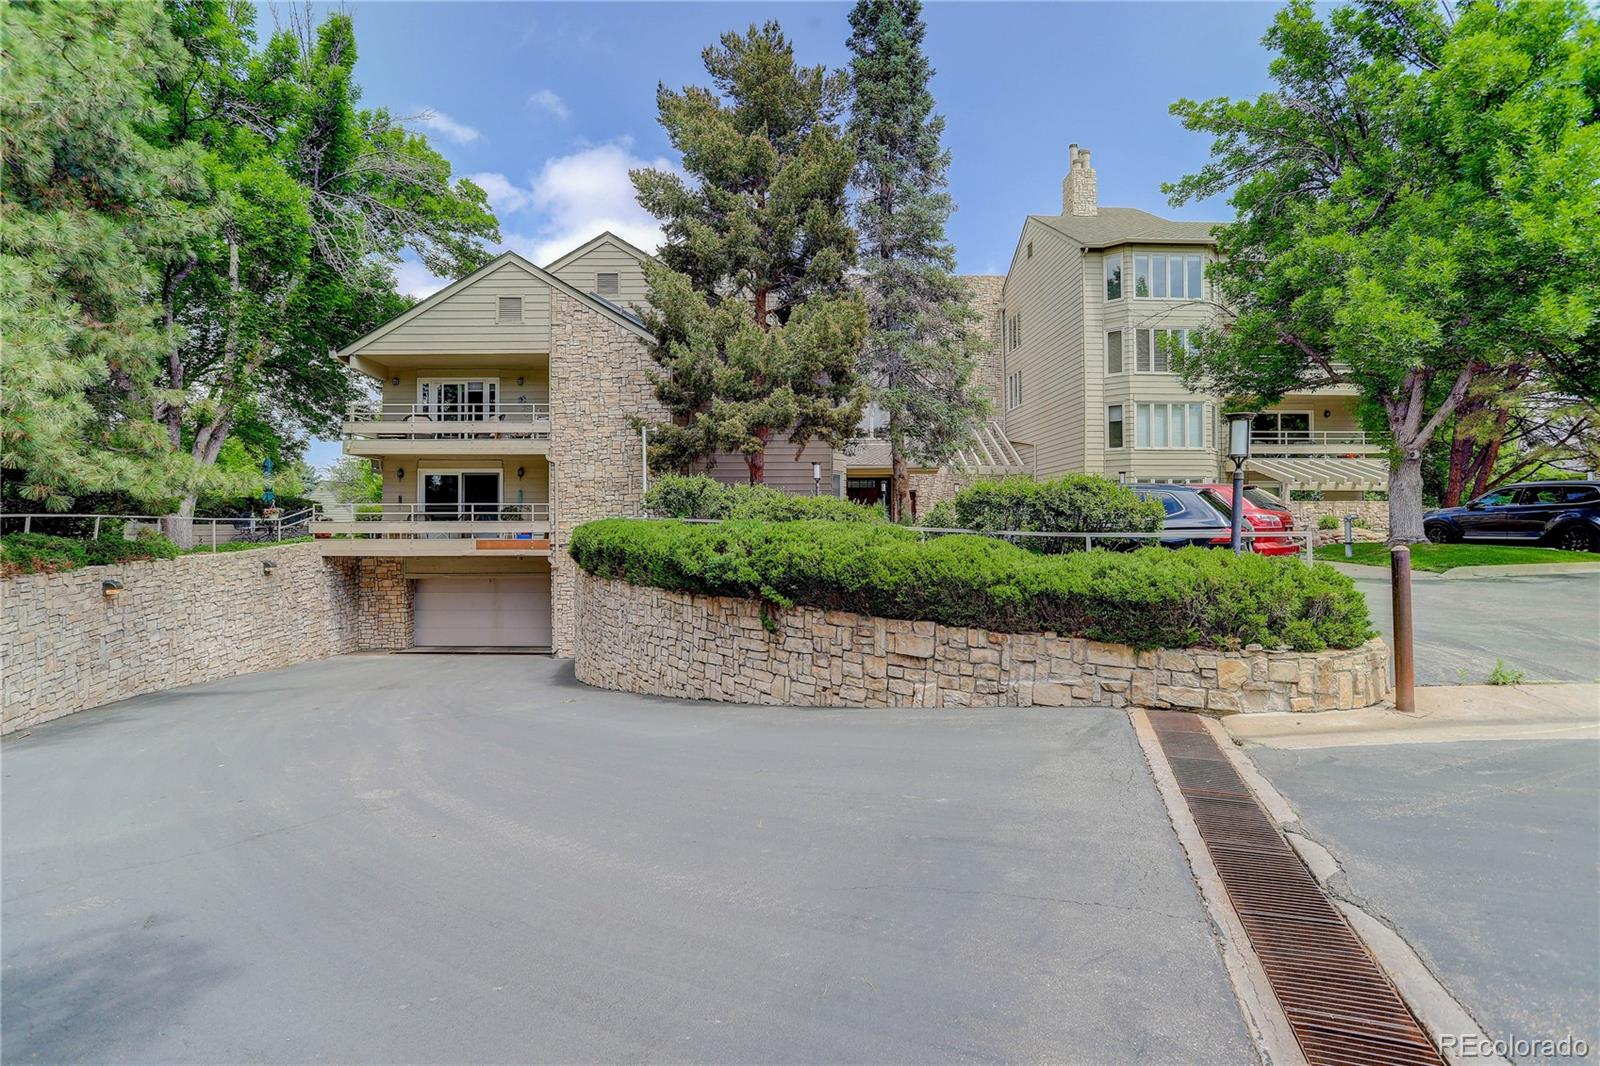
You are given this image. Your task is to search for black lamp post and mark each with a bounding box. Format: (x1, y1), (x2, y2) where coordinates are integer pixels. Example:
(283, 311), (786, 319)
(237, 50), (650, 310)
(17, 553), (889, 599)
(1226, 414), (1253, 554)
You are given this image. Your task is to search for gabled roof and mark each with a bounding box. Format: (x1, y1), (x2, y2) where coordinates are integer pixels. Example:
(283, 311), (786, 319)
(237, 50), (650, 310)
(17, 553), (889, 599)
(1030, 207), (1221, 249)
(337, 249), (651, 360)
(541, 229), (657, 272)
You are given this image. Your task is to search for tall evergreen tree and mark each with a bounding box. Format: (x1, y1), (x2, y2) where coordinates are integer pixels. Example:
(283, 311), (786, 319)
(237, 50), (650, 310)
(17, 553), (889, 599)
(847, 0), (988, 521)
(631, 23), (869, 484)
(1, 2), (214, 511)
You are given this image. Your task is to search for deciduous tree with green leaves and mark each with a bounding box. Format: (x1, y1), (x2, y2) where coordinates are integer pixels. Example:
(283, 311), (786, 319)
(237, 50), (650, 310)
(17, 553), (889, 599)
(631, 22), (869, 485)
(1167, 0), (1600, 541)
(847, 0), (989, 522)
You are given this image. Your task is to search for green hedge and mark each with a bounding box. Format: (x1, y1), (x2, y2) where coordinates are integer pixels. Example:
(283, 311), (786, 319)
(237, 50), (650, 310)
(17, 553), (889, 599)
(569, 519), (1374, 651)
(922, 475), (1164, 553)
(2, 531), (180, 574)
(644, 473), (883, 523)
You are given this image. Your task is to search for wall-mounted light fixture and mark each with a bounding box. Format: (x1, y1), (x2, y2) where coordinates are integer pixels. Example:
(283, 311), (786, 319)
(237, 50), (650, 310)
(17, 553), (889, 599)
(101, 578), (124, 598)
(396, 467), (405, 481)
(391, 376), (400, 386)
(516, 376), (525, 386)
(1323, 409), (1332, 419)
(516, 466), (525, 478)
(262, 559), (278, 575)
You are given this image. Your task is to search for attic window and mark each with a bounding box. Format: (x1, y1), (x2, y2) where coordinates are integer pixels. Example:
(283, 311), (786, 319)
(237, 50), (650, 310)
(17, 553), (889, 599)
(497, 296), (523, 323)
(595, 272), (620, 296)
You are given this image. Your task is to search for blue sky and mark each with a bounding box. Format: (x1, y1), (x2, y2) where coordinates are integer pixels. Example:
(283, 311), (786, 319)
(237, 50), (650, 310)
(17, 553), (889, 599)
(298, 1), (1282, 467)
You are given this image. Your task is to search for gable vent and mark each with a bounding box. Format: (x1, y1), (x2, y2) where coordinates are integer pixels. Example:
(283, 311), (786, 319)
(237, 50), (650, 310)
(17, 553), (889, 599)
(497, 296), (523, 323)
(595, 272), (620, 296)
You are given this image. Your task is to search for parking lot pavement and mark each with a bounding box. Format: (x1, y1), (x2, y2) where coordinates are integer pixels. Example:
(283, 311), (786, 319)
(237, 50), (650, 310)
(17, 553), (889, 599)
(1342, 569), (1600, 685)
(2, 654), (1251, 1064)
(1246, 739), (1600, 1062)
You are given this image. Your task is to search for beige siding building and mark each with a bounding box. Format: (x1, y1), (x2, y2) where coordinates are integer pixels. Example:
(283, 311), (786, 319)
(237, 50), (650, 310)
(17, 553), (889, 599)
(995, 145), (1383, 499)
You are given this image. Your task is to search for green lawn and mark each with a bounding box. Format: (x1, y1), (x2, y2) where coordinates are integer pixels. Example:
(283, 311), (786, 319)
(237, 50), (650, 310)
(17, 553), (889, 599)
(1317, 541), (1600, 572)
(183, 535), (314, 555)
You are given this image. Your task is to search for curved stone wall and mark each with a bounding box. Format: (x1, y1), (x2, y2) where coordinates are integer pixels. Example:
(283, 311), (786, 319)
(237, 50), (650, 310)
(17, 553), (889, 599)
(573, 573), (1391, 713)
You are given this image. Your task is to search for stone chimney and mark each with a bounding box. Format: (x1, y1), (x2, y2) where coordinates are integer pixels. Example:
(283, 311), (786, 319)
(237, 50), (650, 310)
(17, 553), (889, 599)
(1062, 143), (1098, 217)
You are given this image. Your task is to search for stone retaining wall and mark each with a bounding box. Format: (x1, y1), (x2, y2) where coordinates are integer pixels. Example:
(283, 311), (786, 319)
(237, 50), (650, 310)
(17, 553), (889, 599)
(574, 573), (1390, 713)
(0, 544), (383, 734)
(1288, 500), (1390, 536)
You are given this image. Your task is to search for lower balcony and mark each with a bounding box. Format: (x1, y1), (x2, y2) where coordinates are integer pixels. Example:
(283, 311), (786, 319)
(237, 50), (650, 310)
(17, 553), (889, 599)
(312, 502), (552, 557)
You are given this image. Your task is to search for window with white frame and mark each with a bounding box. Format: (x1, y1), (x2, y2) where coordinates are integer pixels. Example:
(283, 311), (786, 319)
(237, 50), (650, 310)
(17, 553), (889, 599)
(1006, 370), (1023, 411)
(1007, 312), (1021, 351)
(1106, 404), (1125, 448)
(1104, 254), (1122, 300)
(1133, 253), (1206, 299)
(1106, 330), (1124, 374)
(1133, 328), (1192, 373)
(1134, 402), (1207, 449)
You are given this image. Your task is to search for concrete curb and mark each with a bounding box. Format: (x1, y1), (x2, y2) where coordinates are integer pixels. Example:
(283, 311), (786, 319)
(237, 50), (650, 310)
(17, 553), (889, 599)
(1322, 559), (1600, 580)
(1202, 718), (1509, 1066)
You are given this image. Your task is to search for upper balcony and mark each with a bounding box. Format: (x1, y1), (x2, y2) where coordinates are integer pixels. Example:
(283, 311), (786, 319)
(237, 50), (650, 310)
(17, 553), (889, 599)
(341, 401), (552, 457)
(1249, 429), (1383, 457)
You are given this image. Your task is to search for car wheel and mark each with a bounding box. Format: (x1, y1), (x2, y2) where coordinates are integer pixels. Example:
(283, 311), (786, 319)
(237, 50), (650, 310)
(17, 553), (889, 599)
(1424, 523), (1453, 544)
(1553, 526), (1599, 553)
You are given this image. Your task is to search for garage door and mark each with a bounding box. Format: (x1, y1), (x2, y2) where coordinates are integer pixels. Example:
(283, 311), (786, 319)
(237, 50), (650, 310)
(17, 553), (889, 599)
(413, 575), (551, 648)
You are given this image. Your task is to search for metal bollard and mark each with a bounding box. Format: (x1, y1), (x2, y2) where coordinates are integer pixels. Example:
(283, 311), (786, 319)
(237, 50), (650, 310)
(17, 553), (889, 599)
(1391, 545), (1416, 713)
(1343, 514), (1358, 558)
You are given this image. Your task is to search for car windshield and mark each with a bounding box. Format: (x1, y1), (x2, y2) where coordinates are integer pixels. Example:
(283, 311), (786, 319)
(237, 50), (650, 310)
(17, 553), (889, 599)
(1243, 487), (1285, 511)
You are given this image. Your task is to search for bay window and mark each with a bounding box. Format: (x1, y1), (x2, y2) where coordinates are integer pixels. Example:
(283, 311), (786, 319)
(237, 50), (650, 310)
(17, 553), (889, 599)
(1133, 253), (1206, 299)
(1107, 405), (1124, 448)
(1134, 403), (1207, 449)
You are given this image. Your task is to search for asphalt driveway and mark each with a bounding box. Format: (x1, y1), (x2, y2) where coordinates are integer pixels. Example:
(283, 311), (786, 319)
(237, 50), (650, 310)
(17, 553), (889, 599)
(1248, 739), (1600, 1062)
(1340, 568), (1599, 685)
(2, 655), (1250, 1064)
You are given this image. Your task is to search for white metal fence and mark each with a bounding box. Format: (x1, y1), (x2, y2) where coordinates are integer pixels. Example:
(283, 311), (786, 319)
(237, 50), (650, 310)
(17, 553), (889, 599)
(4, 508), (317, 551)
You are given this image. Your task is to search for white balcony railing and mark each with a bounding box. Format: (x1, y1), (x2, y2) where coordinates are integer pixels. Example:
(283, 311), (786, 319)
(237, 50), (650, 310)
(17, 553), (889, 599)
(1251, 430), (1369, 446)
(342, 402), (551, 440)
(338, 502), (550, 523)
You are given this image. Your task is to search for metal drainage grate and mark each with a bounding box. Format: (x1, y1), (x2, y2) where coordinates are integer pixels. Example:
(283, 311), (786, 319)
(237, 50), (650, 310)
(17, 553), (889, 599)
(1147, 710), (1443, 1066)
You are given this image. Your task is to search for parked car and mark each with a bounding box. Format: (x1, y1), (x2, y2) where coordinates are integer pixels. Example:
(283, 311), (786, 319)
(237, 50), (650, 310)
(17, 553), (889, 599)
(1424, 480), (1600, 552)
(1194, 484), (1301, 556)
(1127, 484), (1233, 549)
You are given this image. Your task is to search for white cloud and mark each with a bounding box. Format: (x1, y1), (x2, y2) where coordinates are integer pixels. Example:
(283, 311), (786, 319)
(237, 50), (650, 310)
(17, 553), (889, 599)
(522, 140), (673, 264)
(527, 89), (571, 121)
(465, 172), (533, 215)
(413, 108), (481, 145)
(394, 259), (449, 299)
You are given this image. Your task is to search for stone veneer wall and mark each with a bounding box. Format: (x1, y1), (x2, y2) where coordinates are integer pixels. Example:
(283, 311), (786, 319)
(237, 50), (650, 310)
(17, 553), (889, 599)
(574, 573), (1390, 713)
(1288, 499), (1390, 536)
(0, 544), (377, 735)
(961, 275), (1006, 413)
(548, 291), (669, 657)
(351, 557), (413, 649)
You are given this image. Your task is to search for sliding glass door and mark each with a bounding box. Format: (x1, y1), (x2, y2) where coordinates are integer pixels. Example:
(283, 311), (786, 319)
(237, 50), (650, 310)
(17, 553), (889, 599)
(422, 471), (502, 520)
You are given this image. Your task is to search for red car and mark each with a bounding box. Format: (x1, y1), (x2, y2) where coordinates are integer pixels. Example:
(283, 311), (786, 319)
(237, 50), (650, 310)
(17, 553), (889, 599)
(1195, 484), (1300, 556)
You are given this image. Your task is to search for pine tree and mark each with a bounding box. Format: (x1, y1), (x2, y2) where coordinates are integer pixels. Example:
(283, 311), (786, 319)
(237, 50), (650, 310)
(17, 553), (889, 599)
(0, 2), (214, 511)
(631, 22), (869, 484)
(847, 0), (989, 521)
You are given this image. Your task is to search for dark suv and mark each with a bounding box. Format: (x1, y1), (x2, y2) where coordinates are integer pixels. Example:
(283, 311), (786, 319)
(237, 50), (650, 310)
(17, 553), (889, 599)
(1423, 480), (1600, 552)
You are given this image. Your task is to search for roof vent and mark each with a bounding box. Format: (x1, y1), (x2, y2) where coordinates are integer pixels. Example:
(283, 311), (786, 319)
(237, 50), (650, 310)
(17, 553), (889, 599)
(1063, 143), (1098, 218)
(596, 272), (620, 296)
(497, 296), (523, 323)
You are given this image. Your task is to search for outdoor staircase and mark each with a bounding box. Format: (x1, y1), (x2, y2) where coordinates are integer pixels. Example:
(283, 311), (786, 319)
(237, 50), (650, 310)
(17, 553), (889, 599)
(954, 420), (1028, 476)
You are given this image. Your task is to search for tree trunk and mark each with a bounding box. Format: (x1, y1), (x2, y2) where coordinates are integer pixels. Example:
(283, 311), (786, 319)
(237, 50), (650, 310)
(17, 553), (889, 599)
(746, 428), (769, 485)
(1387, 453), (1426, 544)
(889, 438), (910, 523)
(160, 495), (199, 550)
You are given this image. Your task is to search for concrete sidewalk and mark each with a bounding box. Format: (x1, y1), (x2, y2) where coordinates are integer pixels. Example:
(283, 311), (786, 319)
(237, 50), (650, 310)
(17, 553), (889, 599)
(1225, 683), (1599, 749)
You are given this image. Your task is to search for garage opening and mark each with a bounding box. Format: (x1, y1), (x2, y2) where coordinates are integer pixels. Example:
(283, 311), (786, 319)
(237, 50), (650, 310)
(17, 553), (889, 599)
(413, 574), (551, 651)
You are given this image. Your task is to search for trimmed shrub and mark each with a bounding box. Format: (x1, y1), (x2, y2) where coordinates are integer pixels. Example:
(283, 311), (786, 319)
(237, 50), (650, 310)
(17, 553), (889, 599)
(937, 475), (1164, 552)
(2, 531), (179, 575)
(569, 518), (1374, 651)
(1316, 515), (1372, 531)
(644, 473), (883, 523)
